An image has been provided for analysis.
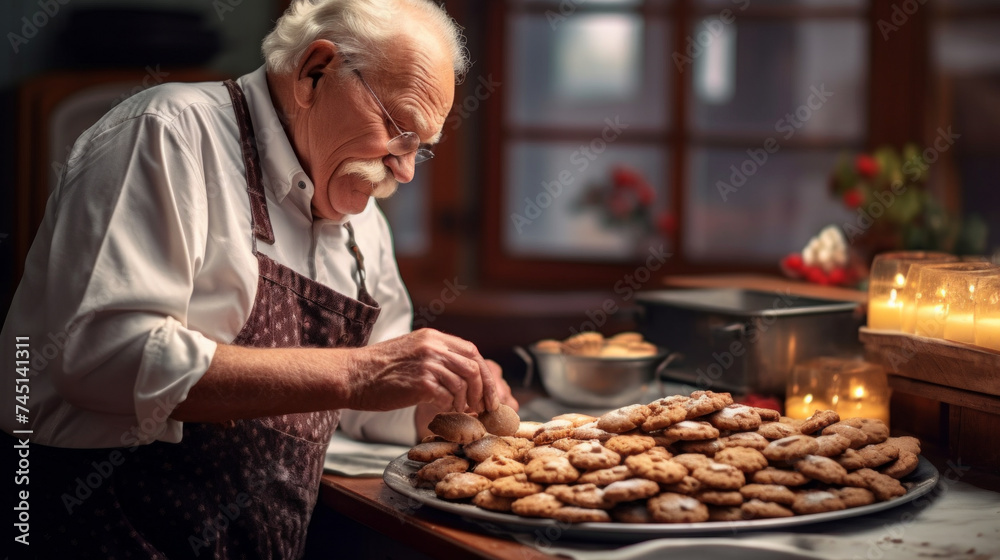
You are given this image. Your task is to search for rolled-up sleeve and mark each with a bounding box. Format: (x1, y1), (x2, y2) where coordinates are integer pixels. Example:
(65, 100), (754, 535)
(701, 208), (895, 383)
(46, 113), (216, 444)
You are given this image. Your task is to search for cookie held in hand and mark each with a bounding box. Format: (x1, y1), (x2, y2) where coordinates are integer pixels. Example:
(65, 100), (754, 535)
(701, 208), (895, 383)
(479, 403), (520, 436)
(428, 412), (487, 444)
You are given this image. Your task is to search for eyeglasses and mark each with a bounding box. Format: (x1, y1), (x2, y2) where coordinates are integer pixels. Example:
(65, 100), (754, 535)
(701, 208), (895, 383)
(353, 70), (434, 164)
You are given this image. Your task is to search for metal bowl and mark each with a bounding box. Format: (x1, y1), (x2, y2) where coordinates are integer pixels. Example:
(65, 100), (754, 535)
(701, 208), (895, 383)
(515, 345), (676, 409)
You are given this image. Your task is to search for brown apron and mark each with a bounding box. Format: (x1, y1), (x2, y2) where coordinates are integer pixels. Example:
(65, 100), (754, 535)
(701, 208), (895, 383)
(26, 79), (380, 559)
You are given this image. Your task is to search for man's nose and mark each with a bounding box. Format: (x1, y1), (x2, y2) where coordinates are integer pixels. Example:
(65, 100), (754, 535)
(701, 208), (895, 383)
(383, 152), (415, 184)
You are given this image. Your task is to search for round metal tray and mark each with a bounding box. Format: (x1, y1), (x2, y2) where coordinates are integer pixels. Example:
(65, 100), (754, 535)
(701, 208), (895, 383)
(383, 454), (940, 542)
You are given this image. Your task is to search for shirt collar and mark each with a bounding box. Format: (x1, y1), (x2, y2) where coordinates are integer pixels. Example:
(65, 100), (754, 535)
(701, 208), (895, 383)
(238, 66), (314, 216)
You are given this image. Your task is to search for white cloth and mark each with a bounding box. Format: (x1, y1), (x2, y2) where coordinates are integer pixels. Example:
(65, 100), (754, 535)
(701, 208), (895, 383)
(0, 66), (417, 448)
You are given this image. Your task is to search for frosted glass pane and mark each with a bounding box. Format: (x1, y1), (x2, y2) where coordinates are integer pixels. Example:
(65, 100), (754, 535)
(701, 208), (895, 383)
(378, 168), (429, 257)
(505, 141), (670, 261)
(508, 14), (670, 129)
(689, 20), (866, 139)
(685, 148), (854, 262)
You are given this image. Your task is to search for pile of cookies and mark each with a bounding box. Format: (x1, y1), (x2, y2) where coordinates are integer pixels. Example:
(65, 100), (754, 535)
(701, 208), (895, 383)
(534, 331), (658, 358)
(407, 392), (922, 524)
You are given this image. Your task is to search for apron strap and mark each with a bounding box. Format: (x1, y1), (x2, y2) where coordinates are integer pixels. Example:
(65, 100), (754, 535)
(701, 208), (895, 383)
(223, 79), (276, 248)
(343, 221), (369, 297)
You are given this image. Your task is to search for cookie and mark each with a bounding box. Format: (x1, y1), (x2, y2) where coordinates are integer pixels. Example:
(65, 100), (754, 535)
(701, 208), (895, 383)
(553, 506), (612, 523)
(691, 462), (745, 490)
(604, 434), (656, 456)
(813, 434), (852, 457)
(533, 419), (575, 445)
(739, 483), (796, 506)
(533, 339), (563, 353)
(490, 473), (544, 498)
(751, 407), (782, 422)
(407, 441), (460, 463)
(762, 435), (820, 462)
(713, 447), (768, 473)
(473, 455), (525, 480)
(820, 423), (869, 449)
(672, 453), (712, 472)
(674, 439), (725, 457)
(706, 404), (762, 431)
(751, 467), (810, 487)
(624, 341), (658, 357)
(857, 441), (900, 468)
(624, 454), (688, 484)
(499, 436), (534, 460)
(603, 478), (661, 503)
(798, 410), (840, 435)
(756, 422), (800, 440)
(524, 456), (580, 484)
(661, 420), (720, 441)
(660, 475), (703, 495)
(608, 331), (644, 346)
(545, 483), (612, 509)
(846, 468), (906, 501)
(567, 441), (622, 471)
(642, 396), (690, 431)
(597, 404), (652, 434)
(552, 413), (599, 427)
(611, 502), (653, 523)
(839, 418), (889, 444)
(435, 472), (491, 500)
(720, 431), (769, 451)
(833, 486), (876, 508)
(515, 421), (544, 439)
(742, 499), (794, 519)
(472, 489), (515, 512)
(694, 490), (744, 506)
(416, 455), (470, 483)
(791, 490), (846, 515)
(578, 464), (632, 486)
(647, 493), (710, 523)
(571, 422), (615, 441)
(880, 450), (919, 479)
(834, 448), (866, 471)
(463, 435), (520, 463)
(511, 492), (563, 518)
(525, 446), (565, 462)
(562, 331), (604, 356)
(478, 404), (520, 437)
(551, 438), (586, 452)
(428, 413), (487, 444)
(888, 436), (921, 456)
(708, 506), (747, 521)
(685, 391), (733, 419)
(793, 455), (848, 484)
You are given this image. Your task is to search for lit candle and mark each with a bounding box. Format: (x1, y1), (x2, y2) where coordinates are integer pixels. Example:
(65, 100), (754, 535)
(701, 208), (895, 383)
(914, 303), (947, 338)
(868, 287), (903, 330)
(784, 394), (833, 419)
(943, 312), (976, 344)
(975, 316), (1000, 351)
(837, 384), (890, 423)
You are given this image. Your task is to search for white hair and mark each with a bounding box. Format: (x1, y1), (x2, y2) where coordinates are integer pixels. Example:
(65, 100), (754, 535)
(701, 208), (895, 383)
(262, 0), (470, 82)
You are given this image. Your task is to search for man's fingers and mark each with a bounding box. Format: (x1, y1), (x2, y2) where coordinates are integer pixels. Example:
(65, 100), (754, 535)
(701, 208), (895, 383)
(432, 365), (468, 413)
(477, 356), (499, 411)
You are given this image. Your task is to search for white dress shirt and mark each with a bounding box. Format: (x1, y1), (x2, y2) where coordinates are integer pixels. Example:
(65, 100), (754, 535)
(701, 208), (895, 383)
(0, 66), (418, 448)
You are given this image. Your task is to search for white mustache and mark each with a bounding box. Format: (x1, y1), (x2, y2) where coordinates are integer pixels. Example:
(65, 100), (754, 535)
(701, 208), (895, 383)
(341, 159), (398, 199)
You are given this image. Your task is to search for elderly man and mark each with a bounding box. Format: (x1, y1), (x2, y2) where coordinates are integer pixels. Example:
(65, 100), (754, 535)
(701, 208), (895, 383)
(1, 0), (516, 557)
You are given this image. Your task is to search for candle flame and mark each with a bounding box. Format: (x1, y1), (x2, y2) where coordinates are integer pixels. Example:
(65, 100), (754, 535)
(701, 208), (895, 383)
(804, 394), (814, 404)
(894, 273), (905, 287)
(853, 386), (865, 399)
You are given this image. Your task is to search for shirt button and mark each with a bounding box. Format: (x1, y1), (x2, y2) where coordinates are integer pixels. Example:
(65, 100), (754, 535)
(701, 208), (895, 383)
(297, 181), (306, 189)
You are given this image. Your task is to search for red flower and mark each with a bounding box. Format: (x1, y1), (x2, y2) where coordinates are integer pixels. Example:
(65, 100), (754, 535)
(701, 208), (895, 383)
(842, 188), (865, 209)
(827, 268), (847, 286)
(740, 394), (782, 412)
(657, 212), (677, 235)
(612, 165), (642, 187)
(855, 154), (878, 178)
(781, 253), (804, 273)
(804, 266), (829, 285)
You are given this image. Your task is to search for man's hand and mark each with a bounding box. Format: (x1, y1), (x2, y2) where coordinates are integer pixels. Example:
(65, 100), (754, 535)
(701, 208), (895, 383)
(349, 328), (501, 414)
(413, 358), (519, 440)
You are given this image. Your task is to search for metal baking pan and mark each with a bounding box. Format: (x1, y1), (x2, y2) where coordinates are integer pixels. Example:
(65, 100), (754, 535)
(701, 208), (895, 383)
(635, 288), (863, 396)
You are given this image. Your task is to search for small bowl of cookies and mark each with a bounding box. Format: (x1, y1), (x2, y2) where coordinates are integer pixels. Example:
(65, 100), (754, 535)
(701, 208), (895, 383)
(516, 332), (676, 409)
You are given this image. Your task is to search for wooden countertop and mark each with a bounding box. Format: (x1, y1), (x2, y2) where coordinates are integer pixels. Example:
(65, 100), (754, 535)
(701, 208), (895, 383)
(662, 274), (868, 304)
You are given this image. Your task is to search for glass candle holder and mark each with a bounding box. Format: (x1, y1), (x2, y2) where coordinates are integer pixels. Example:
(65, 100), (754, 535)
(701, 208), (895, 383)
(785, 357), (840, 419)
(942, 267), (999, 344)
(909, 262), (995, 339)
(867, 251), (957, 331)
(974, 274), (1000, 352)
(832, 360), (890, 425)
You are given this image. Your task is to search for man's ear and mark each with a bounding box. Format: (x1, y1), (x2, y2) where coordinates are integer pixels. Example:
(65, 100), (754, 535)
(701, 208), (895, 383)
(293, 39), (338, 108)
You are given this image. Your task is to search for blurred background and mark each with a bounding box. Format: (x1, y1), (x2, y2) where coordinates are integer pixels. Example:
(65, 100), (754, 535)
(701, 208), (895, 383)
(2, 0), (998, 375)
